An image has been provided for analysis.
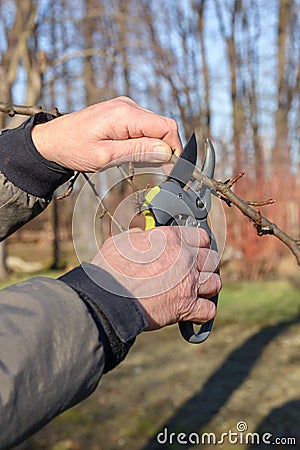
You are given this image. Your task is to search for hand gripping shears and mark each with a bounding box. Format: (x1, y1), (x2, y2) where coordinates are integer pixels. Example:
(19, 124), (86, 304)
(141, 134), (218, 344)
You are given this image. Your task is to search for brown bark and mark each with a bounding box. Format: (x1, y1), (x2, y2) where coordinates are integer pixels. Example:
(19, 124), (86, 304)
(197, 0), (211, 137)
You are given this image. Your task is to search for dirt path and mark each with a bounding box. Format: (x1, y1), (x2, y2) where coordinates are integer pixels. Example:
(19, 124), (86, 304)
(17, 318), (300, 450)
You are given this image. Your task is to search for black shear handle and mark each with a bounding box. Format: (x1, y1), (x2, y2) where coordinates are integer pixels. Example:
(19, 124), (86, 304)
(178, 220), (219, 344)
(178, 293), (218, 343)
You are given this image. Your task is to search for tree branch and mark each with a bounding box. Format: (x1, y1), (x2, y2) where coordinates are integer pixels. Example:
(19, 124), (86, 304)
(0, 102), (45, 117)
(172, 155), (300, 266)
(81, 173), (124, 232)
(1, 101), (299, 265)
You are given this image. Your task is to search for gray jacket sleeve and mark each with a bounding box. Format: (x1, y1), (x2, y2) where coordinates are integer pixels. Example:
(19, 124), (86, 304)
(0, 114), (147, 449)
(0, 277), (105, 447)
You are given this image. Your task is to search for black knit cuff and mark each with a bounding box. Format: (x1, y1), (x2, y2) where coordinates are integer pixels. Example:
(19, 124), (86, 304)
(59, 263), (148, 373)
(0, 112), (73, 198)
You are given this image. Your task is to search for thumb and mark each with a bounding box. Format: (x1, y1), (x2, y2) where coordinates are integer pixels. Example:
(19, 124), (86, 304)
(114, 137), (173, 164)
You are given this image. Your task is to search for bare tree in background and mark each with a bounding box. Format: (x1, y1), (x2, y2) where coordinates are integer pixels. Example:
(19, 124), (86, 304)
(0, 0), (40, 278)
(274, 0), (300, 168)
(0, 0), (299, 279)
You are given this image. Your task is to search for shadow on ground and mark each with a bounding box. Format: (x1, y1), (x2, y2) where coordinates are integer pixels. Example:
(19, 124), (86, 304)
(249, 399), (300, 449)
(142, 316), (300, 449)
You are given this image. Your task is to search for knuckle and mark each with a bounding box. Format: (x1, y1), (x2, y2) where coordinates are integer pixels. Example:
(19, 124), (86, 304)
(113, 96), (134, 114)
(199, 228), (210, 247)
(115, 95), (131, 104)
(163, 225), (180, 241)
(198, 273), (221, 297)
(190, 299), (216, 323)
(115, 100), (130, 114)
(166, 117), (178, 133)
(207, 249), (220, 270)
(207, 301), (217, 320)
(197, 246), (210, 263)
(179, 299), (196, 321)
(200, 300), (216, 322)
(169, 118), (178, 134)
(132, 140), (143, 160)
(213, 250), (221, 270)
(209, 274), (222, 295)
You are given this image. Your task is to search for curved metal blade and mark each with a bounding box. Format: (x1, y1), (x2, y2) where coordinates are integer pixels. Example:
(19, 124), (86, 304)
(202, 138), (215, 177)
(196, 138), (216, 215)
(168, 133), (197, 186)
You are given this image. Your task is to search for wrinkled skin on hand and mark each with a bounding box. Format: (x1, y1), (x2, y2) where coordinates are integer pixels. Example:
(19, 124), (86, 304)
(92, 227), (221, 331)
(31, 96), (183, 171)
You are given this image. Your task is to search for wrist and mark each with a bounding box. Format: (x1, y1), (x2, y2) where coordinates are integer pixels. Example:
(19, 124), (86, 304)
(59, 263), (148, 372)
(133, 297), (168, 331)
(31, 121), (56, 163)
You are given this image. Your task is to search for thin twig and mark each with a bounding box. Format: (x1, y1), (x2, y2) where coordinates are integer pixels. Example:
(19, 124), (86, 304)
(226, 171), (245, 188)
(81, 173), (124, 232)
(129, 161), (134, 179)
(117, 164), (146, 212)
(246, 199), (275, 207)
(0, 102), (45, 117)
(56, 172), (81, 200)
(117, 165), (139, 192)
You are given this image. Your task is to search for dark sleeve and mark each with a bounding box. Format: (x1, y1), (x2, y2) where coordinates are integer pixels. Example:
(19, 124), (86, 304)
(0, 113), (73, 240)
(59, 262), (148, 373)
(0, 112), (73, 198)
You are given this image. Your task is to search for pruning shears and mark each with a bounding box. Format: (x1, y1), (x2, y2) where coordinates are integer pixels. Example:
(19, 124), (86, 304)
(141, 134), (218, 344)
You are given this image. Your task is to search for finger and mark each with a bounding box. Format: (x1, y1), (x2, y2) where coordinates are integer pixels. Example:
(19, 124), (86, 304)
(195, 248), (220, 273)
(181, 298), (216, 323)
(197, 273), (222, 298)
(100, 137), (174, 167)
(126, 109), (183, 154)
(110, 97), (182, 152)
(179, 226), (210, 249)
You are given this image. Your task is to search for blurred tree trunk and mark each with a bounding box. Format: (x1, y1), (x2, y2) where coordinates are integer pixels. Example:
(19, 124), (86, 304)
(215, 0), (246, 173)
(0, 0), (36, 279)
(0, 0), (37, 127)
(0, 0), (60, 276)
(273, 0), (300, 168)
(242, 2), (263, 180)
(196, 0), (211, 138)
(140, 0), (212, 141)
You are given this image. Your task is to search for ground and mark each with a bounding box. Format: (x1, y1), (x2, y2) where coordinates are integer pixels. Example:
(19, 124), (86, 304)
(9, 278), (300, 450)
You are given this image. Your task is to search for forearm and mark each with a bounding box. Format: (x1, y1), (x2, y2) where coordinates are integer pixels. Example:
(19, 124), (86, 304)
(0, 277), (104, 448)
(0, 265), (147, 449)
